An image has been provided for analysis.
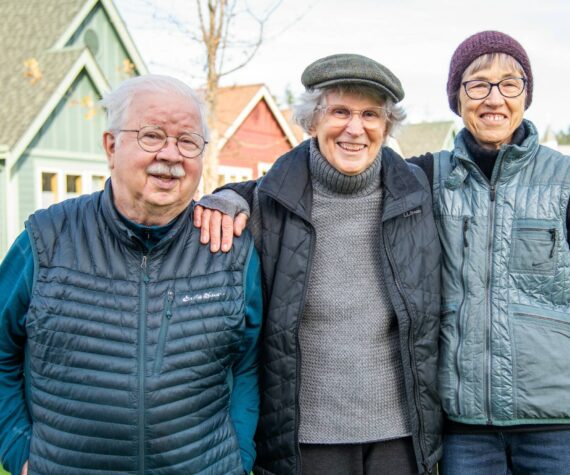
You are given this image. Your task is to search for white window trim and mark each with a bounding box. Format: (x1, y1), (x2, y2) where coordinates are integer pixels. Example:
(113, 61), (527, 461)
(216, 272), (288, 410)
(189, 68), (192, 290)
(35, 167), (110, 209)
(217, 165), (253, 182)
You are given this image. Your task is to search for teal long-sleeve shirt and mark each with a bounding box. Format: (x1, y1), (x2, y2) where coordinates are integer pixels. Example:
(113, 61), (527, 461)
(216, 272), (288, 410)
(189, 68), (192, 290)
(0, 225), (262, 475)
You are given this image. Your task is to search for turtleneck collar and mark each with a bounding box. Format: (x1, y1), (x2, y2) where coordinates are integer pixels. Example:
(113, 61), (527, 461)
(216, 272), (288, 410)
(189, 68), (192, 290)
(309, 138), (381, 196)
(462, 122), (528, 181)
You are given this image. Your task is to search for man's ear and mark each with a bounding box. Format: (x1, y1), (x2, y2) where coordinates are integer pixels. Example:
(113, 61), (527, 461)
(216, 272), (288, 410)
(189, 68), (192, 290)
(103, 131), (116, 169)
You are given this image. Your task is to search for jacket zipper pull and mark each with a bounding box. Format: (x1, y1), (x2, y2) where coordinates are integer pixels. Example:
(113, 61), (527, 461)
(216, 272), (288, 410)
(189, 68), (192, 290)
(166, 289), (174, 319)
(463, 218), (469, 247)
(490, 185), (496, 202)
(549, 229), (557, 258)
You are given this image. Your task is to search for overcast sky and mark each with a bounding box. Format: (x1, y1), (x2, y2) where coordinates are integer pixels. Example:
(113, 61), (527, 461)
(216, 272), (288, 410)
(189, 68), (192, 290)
(115, 0), (570, 136)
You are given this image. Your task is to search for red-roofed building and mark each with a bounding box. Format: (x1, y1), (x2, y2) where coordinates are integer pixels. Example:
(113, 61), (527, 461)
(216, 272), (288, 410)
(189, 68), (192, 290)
(212, 84), (299, 187)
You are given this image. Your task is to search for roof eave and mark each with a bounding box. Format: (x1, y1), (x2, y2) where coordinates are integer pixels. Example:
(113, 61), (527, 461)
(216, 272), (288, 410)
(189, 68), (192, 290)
(218, 84), (300, 150)
(54, 0), (148, 75)
(7, 48), (111, 170)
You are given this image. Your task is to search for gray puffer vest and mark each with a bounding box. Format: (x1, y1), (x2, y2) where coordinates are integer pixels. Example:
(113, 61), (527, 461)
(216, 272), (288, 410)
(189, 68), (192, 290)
(434, 120), (570, 425)
(24, 182), (253, 474)
(251, 141), (442, 474)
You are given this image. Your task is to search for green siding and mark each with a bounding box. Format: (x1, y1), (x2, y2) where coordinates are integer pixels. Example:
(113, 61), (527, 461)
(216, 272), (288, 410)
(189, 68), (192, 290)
(15, 69), (108, 226)
(33, 72), (106, 154)
(16, 152), (34, 226)
(68, 4), (138, 88)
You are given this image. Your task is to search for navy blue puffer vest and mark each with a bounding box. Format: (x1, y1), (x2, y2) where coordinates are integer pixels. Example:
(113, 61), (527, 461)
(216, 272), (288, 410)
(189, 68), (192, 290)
(24, 183), (252, 474)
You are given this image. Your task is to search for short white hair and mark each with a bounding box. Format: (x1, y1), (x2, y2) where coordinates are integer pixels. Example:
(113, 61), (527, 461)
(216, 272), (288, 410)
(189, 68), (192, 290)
(293, 84), (406, 139)
(99, 74), (209, 140)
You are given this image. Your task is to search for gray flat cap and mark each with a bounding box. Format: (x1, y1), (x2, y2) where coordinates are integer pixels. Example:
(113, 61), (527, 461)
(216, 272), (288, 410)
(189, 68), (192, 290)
(301, 53), (404, 103)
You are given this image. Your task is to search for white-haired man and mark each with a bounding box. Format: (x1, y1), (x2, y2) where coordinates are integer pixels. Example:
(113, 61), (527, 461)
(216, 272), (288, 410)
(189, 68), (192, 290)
(0, 75), (261, 475)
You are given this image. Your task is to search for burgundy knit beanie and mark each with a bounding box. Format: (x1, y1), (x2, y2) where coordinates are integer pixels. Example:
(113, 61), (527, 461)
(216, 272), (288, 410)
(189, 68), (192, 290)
(447, 30), (533, 115)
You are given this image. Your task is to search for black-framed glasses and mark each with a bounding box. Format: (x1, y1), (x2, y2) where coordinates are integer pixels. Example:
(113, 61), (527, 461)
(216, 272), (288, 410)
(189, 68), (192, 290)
(316, 105), (388, 128)
(120, 126), (207, 158)
(462, 77), (527, 100)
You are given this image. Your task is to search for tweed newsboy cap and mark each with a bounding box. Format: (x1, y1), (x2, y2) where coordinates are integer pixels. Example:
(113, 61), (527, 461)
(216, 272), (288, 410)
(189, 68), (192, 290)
(447, 30), (533, 115)
(301, 53), (405, 103)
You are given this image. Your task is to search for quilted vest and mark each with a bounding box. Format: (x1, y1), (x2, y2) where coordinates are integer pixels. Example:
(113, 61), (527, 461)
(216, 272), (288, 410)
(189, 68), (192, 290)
(434, 120), (570, 426)
(253, 143), (442, 474)
(24, 183), (252, 474)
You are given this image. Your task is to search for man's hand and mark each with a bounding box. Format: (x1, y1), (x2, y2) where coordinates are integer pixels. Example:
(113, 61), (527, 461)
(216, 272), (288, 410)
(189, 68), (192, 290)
(194, 205), (248, 253)
(21, 461), (28, 475)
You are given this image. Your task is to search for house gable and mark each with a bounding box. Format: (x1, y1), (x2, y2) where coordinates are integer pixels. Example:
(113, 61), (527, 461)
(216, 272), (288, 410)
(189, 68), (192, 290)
(65, 2), (143, 88)
(218, 98), (292, 178)
(0, 0), (146, 255)
(31, 71), (107, 155)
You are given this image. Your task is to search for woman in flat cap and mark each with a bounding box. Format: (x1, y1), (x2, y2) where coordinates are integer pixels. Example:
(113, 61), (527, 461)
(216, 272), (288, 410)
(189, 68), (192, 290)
(407, 30), (570, 475)
(196, 53), (442, 474)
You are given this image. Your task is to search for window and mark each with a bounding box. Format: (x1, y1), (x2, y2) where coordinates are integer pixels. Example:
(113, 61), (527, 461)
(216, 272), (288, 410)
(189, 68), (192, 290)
(41, 172), (58, 208)
(217, 166), (252, 187)
(92, 175), (105, 191)
(66, 175), (82, 198)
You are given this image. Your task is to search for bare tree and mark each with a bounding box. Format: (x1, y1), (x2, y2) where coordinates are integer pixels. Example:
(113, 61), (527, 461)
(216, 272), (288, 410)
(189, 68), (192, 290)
(121, 0), (316, 192)
(195, 0), (282, 192)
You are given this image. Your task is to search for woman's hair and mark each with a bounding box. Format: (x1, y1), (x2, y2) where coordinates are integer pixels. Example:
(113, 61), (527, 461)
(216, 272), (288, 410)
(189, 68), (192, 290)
(99, 74), (209, 139)
(293, 84), (406, 140)
(461, 52), (526, 80)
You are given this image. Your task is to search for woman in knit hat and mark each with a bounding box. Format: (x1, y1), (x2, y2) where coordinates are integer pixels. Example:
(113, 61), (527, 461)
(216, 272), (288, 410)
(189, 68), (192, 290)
(196, 53), (443, 474)
(406, 30), (570, 474)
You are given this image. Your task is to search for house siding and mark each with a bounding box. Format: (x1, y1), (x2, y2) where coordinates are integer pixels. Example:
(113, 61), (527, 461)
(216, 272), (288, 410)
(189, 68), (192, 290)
(67, 3), (138, 88)
(15, 71), (108, 232)
(218, 99), (292, 178)
(33, 72), (106, 154)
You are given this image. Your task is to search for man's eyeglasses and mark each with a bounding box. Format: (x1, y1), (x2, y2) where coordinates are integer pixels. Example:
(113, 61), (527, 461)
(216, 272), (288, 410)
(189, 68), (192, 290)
(462, 77), (527, 100)
(120, 126), (208, 158)
(316, 105), (388, 128)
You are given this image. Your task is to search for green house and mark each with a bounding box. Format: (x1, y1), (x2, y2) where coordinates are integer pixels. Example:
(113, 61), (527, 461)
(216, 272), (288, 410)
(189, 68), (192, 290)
(0, 0), (147, 259)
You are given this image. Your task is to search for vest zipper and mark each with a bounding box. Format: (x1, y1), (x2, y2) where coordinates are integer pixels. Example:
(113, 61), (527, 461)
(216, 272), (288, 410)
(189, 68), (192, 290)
(383, 227), (429, 469)
(513, 310), (570, 327)
(294, 223), (316, 475)
(154, 288), (174, 374)
(454, 217), (470, 415)
(484, 183), (496, 425)
(139, 254), (149, 473)
(549, 229), (557, 258)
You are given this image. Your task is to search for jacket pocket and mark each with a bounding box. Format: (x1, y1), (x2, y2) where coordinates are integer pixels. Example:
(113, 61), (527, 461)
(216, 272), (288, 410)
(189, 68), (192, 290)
(438, 302), (461, 416)
(509, 303), (570, 419)
(509, 219), (558, 275)
(154, 288), (174, 375)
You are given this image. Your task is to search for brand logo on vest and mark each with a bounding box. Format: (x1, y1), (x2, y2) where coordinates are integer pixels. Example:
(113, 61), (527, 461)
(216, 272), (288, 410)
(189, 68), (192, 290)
(181, 291), (225, 304)
(403, 207), (422, 218)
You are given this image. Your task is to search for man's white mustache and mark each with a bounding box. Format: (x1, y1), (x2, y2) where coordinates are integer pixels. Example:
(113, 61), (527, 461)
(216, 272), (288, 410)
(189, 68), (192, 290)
(146, 162), (186, 178)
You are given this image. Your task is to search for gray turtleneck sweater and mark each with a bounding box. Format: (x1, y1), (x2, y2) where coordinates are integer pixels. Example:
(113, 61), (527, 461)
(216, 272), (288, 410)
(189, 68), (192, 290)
(198, 140), (411, 444)
(298, 140), (410, 444)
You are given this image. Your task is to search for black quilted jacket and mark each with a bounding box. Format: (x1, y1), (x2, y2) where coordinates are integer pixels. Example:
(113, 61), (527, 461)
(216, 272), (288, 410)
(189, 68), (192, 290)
(226, 140), (442, 474)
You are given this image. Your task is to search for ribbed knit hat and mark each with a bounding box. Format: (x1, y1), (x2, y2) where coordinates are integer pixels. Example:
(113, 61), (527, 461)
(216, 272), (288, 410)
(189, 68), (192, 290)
(447, 30), (533, 115)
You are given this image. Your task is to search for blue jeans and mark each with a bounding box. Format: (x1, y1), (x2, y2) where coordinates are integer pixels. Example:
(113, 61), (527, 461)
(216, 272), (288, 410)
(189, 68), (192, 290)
(440, 430), (570, 475)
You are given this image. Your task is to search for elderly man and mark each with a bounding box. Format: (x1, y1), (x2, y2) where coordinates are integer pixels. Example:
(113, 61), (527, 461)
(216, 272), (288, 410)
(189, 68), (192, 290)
(0, 75), (262, 475)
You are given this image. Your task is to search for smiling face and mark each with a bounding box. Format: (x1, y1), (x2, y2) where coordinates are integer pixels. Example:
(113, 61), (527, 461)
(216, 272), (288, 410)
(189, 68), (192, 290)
(311, 91), (387, 176)
(103, 90), (204, 226)
(459, 55), (526, 150)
